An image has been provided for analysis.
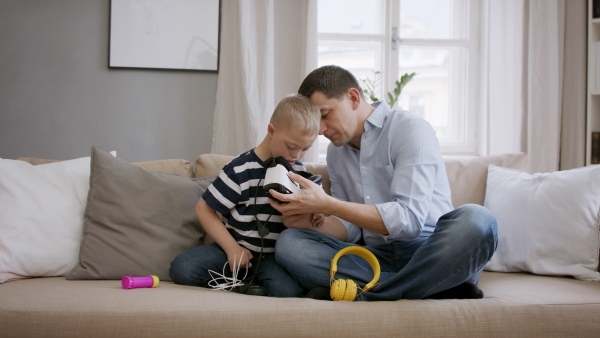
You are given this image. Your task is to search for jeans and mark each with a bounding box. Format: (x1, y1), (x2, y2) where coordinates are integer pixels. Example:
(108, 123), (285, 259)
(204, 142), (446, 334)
(169, 242), (303, 297)
(274, 204), (498, 301)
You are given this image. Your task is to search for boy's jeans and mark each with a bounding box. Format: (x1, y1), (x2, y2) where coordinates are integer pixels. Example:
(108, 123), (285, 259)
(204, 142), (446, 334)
(275, 204), (498, 301)
(170, 242), (303, 297)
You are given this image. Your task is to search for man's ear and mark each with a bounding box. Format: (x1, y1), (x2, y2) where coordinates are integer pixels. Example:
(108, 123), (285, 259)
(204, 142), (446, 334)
(347, 88), (362, 110)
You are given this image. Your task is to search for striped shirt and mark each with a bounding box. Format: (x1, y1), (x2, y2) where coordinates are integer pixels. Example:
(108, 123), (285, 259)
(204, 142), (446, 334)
(202, 149), (306, 253)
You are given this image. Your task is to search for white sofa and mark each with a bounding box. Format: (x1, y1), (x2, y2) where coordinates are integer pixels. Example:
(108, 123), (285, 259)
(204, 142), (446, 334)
(1, 150), (600, 337)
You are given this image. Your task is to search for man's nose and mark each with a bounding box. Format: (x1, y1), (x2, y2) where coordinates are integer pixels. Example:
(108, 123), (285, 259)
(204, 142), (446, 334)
(319, 121), (327, 135)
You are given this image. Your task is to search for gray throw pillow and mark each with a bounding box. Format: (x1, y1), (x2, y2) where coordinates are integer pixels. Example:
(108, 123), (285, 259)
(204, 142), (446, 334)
(67, 147), (212, 281)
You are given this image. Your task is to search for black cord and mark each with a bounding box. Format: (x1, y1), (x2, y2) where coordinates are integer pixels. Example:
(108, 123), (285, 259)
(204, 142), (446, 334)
(245, 177), (273, 287)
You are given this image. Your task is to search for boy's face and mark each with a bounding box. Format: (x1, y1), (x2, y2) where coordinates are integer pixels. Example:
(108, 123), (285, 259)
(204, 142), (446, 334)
(268, 124), (317, 165)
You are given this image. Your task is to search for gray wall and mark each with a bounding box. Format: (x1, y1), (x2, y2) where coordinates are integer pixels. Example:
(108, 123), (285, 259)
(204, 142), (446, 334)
(0, 0), (217, 162)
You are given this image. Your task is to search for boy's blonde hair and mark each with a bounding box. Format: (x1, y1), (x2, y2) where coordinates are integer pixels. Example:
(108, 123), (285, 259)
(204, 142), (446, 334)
(270, 94), (320, 136)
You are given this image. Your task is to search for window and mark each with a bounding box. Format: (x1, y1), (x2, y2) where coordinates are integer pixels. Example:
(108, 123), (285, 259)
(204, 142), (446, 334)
(317, 0), (481, 160)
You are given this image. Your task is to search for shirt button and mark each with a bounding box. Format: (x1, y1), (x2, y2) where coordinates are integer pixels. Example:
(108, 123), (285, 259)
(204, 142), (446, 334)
(366, 195), (371, 200)
(362, 166), (366, 170)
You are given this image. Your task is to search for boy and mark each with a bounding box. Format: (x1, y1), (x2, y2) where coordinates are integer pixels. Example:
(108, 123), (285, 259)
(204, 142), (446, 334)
(169, 94), (322, 297)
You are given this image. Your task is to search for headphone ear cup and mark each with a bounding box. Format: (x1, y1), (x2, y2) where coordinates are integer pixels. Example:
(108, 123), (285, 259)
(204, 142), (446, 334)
(331, 279), (359, 301)
(330, 279), (345, 301)
(343, 279), (357, 301)
(330, 246), (381, 301)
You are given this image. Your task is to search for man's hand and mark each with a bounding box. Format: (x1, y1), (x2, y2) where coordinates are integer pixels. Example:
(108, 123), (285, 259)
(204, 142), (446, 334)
(269, 172), (388, 237)
(268, 172), (330, 217)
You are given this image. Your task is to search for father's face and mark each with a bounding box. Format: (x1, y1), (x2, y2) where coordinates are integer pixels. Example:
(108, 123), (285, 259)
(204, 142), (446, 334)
(309, 90), (357, 147)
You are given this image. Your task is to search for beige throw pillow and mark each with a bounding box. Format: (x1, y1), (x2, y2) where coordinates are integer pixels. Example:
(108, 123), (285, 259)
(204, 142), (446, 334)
(67, 147), (208, 281)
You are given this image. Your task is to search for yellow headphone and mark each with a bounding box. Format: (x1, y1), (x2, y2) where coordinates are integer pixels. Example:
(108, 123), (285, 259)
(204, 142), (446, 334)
(330, 246), (381, 301)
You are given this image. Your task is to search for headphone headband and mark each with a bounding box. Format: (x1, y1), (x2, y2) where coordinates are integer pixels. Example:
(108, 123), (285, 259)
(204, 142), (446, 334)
(330, 246), (380, 292)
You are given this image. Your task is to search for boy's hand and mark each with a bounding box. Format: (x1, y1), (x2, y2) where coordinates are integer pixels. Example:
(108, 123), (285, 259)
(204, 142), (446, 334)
(226, 245), (253, 270)
(312, 213), (325, 227)
(282, 213), (314, 230)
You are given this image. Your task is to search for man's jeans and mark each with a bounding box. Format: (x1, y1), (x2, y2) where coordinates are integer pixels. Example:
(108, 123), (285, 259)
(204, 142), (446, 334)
(169, 242), (303, 297)
(275, 204), (498, 301)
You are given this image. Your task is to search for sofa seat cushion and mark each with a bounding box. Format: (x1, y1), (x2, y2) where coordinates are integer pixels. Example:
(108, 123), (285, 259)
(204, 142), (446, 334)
(1, 272), (599, 337)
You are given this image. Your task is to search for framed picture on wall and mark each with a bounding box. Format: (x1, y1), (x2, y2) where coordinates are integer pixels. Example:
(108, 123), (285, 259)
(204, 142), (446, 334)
(109, 0), (220, 72)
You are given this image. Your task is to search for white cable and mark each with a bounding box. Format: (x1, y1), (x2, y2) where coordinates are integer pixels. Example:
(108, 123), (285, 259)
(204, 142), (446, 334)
(207, 252), (249, 291)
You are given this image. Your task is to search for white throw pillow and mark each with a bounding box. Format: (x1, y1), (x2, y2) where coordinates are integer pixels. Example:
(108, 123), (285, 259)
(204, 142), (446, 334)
(0, 152), (114, 280)
(484, 164), (600, 281)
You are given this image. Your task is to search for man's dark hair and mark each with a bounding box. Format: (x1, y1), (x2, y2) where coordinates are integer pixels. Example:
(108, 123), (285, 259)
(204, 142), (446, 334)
(298, 65), (365, 100)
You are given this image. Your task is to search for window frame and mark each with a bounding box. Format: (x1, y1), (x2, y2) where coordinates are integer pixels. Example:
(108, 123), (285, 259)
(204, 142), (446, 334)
(317, 0), (482, 158)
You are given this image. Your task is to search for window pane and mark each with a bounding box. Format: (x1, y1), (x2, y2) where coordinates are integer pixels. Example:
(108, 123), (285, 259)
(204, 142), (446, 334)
(396, 46), (466, 143)
(399, 0), (468, 39)
(318, 40), (383, 90)
(318, 0), (384, 35)
(317, 40), (383, 161)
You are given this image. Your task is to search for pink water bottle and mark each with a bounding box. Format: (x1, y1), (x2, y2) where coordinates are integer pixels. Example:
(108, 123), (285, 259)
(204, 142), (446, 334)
(121, 275), (160, 289)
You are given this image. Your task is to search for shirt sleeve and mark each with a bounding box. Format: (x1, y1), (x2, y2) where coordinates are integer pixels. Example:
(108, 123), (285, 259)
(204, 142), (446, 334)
(374, 117), (442, 241)
(202, 164), (242, 216)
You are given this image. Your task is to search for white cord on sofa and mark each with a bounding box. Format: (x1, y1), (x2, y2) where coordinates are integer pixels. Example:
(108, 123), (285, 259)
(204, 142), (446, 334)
(207, 253), (249, 291)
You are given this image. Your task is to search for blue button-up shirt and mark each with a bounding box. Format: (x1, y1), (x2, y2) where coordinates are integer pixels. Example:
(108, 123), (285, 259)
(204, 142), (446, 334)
(327, 102), (453, 245)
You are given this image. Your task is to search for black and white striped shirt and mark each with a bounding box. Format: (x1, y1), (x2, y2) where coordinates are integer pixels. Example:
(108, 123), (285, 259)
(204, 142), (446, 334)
(202, 149), (306, 253)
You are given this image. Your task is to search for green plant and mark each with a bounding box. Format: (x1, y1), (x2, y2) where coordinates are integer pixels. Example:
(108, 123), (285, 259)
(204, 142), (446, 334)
(361, 71), (416, 108)
(361, 70), (383, 104)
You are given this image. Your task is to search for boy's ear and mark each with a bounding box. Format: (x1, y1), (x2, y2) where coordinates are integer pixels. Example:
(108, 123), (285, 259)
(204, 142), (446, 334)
(267, 123), (276, 136)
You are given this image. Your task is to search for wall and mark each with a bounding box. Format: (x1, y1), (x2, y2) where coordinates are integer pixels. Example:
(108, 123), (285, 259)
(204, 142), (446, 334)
(0, 0), (217, 162)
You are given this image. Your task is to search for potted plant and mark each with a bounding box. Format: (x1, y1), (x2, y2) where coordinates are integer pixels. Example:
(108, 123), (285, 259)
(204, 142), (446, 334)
(361, 71), (416, 108)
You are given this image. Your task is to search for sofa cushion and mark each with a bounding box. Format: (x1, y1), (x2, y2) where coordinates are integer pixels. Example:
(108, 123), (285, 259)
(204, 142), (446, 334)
(195, 154), (332, 195)
(15, 157), (61, 165)
(0, 154), (106, 280)
(484, 164), (600, 281)
(2, 272), (600, 336)
(66, 147), (205, 281)
(18, 157), (195, 178)
(132, 159), (194, 178)
(194, 153), (236, 178)
(194, 153), (529, 207)
(444, 153), (529, 207)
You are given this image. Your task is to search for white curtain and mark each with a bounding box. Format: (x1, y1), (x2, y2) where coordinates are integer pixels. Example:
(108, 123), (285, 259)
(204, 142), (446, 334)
(211, 0), (319, 162)
(484, 0), (586, 172)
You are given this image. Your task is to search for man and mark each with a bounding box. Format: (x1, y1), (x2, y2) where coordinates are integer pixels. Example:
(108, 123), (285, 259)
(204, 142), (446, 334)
(268, 65), (497, 301)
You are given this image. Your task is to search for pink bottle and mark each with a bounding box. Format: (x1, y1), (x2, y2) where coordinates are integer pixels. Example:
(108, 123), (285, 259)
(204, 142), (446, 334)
(121, 275), (159, 289)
